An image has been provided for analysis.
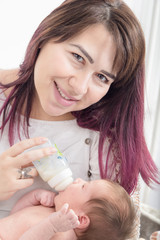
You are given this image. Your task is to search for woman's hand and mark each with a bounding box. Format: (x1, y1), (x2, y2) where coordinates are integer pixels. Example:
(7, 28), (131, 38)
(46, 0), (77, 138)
(0, 137), (56, 200)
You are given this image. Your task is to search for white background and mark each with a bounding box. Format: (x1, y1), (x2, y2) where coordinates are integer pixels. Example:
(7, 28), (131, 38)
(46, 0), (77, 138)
(0, 0), (159, 211)
(0, 0), (63, 68)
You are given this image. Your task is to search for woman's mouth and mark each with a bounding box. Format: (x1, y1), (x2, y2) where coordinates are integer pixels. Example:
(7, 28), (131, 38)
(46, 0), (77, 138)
(54, 82), (78, 107)
(56, 83), (72, 101)
(55, 82), (78, 101)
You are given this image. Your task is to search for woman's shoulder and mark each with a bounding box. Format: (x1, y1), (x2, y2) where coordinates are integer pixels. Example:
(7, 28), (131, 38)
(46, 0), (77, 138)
(0, 69), (19, 85)
(0, 68), (19, 98)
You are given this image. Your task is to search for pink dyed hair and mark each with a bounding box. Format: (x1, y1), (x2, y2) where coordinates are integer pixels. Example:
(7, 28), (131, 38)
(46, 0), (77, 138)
(0, 0), (159, 193)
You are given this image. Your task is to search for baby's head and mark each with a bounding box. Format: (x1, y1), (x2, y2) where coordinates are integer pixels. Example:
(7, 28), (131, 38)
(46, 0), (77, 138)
(55, 178), (136, 240)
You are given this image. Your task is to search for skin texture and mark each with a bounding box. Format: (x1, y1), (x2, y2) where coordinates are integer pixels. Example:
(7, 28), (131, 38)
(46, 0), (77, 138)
(54, 178), (108, 211)
(0, 179), (110, 240)
(0, 205), (77, 240)
(32, 24), (116, 121)
(0, 137), (56, 200)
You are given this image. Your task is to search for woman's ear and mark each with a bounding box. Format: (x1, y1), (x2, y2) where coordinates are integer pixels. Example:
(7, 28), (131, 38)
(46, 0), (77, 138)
(77, 214), (90, 229)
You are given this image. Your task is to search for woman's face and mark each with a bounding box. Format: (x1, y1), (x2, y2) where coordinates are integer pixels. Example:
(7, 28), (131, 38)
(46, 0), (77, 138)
(33, 24), (116, 120)
(54, 178), (108, 212)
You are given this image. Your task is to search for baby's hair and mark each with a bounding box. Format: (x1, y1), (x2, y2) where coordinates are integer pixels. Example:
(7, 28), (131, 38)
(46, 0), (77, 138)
(76, 180), (136, 240)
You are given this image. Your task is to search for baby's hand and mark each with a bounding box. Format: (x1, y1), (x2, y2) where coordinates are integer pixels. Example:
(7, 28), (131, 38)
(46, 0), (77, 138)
(35, 189), (56, 207)
(49, 203), (80, 233)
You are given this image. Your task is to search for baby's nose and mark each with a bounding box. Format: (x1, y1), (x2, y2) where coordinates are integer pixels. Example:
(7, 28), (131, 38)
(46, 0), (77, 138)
(74, 178), (87, 185)
(73, 178), (82, 184)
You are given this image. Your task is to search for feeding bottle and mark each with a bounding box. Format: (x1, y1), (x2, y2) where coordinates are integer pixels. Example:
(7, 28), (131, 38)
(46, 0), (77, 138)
(32, 140), (73, 191)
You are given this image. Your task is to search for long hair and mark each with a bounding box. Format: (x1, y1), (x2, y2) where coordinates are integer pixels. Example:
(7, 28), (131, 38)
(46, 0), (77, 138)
(0, 0), (159, 193)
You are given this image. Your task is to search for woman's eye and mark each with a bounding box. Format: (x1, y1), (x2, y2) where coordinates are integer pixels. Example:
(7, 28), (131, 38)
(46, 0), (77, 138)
(97, 73), (109, 83)
(72, 53), (84, 63)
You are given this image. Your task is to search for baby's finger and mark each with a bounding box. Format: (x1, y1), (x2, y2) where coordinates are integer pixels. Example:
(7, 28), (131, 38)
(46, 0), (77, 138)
(67, 209), (79, 221)
(72, 220), (80, 229)
(40, 191), (55, 207)
(3, 137), (48, 158)
(59, 203), (69, 215)
(67, 209), (80, 228)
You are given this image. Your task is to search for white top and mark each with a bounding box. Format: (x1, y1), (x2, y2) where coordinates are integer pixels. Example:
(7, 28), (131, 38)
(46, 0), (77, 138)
(0, 92), (140, 239)
(0, 92), (101, 218)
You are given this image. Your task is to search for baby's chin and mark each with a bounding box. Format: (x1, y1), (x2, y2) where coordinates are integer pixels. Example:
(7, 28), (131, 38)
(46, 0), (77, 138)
(54, 193), (64, 211)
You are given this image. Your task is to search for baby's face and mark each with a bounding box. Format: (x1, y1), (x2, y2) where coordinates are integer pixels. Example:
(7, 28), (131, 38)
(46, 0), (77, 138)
(54, 178), (108, 212)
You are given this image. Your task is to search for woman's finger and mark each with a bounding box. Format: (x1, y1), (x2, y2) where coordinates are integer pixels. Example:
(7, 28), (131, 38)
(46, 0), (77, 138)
(21, 162), (34, 168)
(14, 147), (56, 167)
(15, 178), (34, 190)
(2, 137), (48, 157)
(16, 167), (38, 179)
(0, 191), (16, 201)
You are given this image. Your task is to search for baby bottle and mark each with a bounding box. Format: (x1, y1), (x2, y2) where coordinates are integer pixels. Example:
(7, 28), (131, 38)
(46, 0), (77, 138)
(32, 140), (73, 191)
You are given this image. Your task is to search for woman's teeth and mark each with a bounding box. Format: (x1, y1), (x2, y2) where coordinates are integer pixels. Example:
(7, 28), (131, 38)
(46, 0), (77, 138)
(56, 84), (71, 100)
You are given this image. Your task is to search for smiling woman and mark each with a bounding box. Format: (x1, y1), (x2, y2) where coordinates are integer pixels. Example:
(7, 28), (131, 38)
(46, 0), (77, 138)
(33, 24), (115, 120)
(0, 1), (159, 240)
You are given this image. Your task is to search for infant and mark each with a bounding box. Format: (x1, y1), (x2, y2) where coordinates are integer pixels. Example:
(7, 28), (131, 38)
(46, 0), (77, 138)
(0, 178), (136, 240)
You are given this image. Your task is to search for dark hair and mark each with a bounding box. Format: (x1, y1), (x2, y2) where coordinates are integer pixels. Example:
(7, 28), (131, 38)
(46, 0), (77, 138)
(0, 0), (159, 193)
(76, 180), (136, 240)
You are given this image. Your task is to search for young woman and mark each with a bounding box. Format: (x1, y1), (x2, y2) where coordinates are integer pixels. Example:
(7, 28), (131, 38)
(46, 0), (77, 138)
(0, 0), (159, 239)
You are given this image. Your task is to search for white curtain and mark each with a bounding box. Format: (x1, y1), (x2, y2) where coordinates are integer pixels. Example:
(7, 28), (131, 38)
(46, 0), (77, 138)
(124, 0), (160, 211)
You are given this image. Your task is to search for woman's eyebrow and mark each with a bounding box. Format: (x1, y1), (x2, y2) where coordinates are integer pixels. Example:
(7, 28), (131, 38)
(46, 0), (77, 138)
(101, 70), (116, 81)
(69, 43), (94, 64)
(69, 43), (116, 80)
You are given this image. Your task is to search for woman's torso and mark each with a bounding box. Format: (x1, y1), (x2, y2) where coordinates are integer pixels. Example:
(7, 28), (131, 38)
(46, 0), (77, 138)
(0, 92), (101, 218)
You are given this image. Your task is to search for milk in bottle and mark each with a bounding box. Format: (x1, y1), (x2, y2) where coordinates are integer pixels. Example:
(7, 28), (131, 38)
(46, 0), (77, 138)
(32, 140), (73, 191)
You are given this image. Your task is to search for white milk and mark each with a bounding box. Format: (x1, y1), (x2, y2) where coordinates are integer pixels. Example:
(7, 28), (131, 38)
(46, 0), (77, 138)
(32, 140), (73, 191)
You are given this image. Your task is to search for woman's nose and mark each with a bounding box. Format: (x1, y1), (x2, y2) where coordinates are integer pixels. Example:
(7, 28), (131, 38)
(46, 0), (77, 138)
(68, 73), (90, 96)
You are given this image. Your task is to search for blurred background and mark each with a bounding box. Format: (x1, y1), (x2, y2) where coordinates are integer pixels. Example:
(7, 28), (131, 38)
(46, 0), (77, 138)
(0, 0), (159, 238)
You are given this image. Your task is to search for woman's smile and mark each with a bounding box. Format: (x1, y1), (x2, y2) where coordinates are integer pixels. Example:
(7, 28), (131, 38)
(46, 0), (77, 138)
(33, 24), (116, 120)
(54, 81), (78, 107)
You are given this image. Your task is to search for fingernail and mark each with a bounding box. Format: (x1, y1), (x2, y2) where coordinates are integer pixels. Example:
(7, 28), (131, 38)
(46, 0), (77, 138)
(48, 147), (57, 154)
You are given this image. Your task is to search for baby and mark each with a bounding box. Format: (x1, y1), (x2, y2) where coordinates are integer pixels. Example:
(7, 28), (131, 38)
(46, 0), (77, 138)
(0, 178), (136, 240)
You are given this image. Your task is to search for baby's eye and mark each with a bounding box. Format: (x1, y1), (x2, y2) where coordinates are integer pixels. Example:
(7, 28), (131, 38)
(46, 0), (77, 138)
(82, 184), (85, 189)
(72, 53), (84, 63)
(97, 73), (109, 83)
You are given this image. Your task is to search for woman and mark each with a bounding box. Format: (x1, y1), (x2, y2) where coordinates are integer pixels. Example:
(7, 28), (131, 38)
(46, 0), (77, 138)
(0, 0), (159, 239)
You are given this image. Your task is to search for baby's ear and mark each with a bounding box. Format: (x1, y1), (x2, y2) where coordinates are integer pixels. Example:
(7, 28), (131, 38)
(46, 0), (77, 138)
(77, 214), (90, 229)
